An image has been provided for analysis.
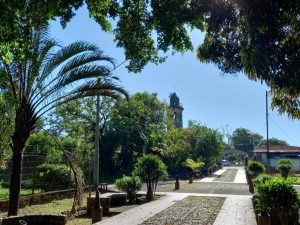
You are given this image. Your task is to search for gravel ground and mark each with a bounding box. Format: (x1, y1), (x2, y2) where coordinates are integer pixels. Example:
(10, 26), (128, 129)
(140, 196), (225, 225)
(148, 181), (251, 195)
(213, 169), (238, 182)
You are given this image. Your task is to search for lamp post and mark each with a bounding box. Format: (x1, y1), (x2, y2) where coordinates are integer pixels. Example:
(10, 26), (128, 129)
(92, 78), (102, 223)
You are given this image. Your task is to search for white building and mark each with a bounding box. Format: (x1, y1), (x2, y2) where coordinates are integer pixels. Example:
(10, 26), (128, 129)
(254, 145), (300, 172)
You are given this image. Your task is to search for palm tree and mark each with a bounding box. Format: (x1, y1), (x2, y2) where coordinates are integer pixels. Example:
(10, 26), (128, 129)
(0, 28), (128, 216)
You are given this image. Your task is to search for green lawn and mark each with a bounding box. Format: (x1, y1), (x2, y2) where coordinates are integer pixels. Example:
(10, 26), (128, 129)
(271, 173), (300, 185)
(290, 176), (300, 185)
(0, 188), (42, 200)
(0, 194), (88, 220)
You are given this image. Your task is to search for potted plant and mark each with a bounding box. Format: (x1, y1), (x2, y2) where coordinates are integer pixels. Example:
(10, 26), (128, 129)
(255, 176), (300, 225)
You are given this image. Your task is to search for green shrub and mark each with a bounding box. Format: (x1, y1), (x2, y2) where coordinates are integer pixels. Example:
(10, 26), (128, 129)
(115, 175), (142, 203)
(134, 154), (168, 195)
(255, 177), (300, 225)
(253, 174), (273, 186)
(278, 158), (293, 179)
(36, 164), (74, 191)
(182, 158), (204, 174)
(247, 160), (265, 178)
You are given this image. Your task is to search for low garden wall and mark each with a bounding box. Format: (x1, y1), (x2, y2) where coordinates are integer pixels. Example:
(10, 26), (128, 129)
(0, 186), (94, 213)
(1, 214), (67, 225)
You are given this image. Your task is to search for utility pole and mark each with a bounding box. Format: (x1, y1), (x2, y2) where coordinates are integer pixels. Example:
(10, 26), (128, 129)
(266, 91), (270, 171)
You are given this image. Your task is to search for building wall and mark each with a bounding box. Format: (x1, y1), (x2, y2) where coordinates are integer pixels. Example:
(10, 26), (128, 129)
(257, 153), (300, 171)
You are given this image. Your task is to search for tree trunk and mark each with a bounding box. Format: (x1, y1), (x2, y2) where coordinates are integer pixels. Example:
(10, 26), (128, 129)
(8, 104), (32, 216)
(8, 150), (23, 216)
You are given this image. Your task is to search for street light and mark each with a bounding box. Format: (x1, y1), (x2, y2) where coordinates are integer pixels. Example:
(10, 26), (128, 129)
(92, 77), (102, 223)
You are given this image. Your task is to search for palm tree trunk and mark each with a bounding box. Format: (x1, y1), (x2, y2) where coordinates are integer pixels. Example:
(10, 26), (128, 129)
(8, 149), (23, 216)
(8, 106), (32, 216)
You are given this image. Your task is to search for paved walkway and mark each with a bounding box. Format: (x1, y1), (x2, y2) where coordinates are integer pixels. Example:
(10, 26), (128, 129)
(96, 167), (256, 225)
(198, 168), (226, 182)
(213, 195), (255, 225)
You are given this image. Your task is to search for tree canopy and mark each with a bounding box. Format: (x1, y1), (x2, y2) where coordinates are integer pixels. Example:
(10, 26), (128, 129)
(257, 137), (288, 148)
(231, 128), (263, 155)
(109, 92), (169, 173)
(1, 1), (298, 117)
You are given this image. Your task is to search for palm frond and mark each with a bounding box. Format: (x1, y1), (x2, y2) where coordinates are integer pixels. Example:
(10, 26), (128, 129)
(58, 50), (115, 76)
(39, 41), (100, 85)
(2, 26), (128, 123)
(28, 39), (58, 98)
(35, 80), (128, 118)
(31, 65), (115, 110)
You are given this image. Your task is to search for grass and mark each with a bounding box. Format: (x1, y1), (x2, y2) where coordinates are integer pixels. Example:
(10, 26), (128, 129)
(0, 194), (88, 217)
(0, 187), (42, 200)
(290, 176), (300, 184)
(0, 192), (159, 225)
(270, 173), (300, 184)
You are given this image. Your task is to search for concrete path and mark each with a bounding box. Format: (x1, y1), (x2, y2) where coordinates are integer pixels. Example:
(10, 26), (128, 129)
(234, 167), (247, 183)
(96, 193), (186, 225)
(197, 166), (246, 183)
(197, 168), (226, 182)
(213, 195), (256, 225)
(96, 167), (256, 225)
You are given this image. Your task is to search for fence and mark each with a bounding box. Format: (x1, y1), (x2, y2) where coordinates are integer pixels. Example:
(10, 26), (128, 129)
(0, 147), (77, 200)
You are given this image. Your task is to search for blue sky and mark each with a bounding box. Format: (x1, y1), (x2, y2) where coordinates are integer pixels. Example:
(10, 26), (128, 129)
(50, 6), (300, 146)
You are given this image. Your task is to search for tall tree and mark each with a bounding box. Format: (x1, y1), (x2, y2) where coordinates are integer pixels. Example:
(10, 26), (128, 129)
(187, 121), (224, 171)
(0, 25), (128, 215)
(163, 127), (191, 174)
(257, 138), (288, 148)
(109, 92), (168, 174)
(231, 128), (263, 155)
(47, 96), (117, 179)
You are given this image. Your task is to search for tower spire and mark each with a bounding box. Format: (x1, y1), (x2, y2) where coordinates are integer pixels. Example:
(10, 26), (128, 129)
(169, 92), (184, 128)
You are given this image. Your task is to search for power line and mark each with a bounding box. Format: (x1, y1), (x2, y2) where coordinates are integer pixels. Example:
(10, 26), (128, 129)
(269, 116), (296, 144)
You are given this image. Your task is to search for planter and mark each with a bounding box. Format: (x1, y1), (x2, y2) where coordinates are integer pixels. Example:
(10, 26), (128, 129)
(2, 215), (67, 225)
(175, 176), (180, 190)
(252, 194), (257, 209)
(147, 191), (153, 201)
(257, 214), (271, 225)
(87, 196), (110, 217)
(188, 175), (193, 184)
(249, 181), (254, 193)
(92, 207), (102, 224)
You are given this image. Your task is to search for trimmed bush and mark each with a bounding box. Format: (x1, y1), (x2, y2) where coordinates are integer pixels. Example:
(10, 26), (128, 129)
(253, 174), (273, 186)
(278, 158), (293, 179)
(134, 154), (168, 200)
(36, 164), (74, 191)
(115, 175), (142, 203)
(255, 177), (300, 225)
(247, 160), (265, 178)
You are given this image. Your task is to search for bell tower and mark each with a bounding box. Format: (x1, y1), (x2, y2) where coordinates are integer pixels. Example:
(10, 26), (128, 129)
(169, 93), (184, 128)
